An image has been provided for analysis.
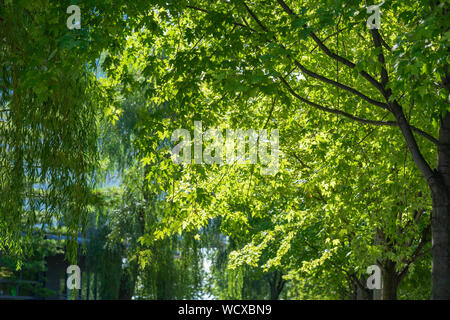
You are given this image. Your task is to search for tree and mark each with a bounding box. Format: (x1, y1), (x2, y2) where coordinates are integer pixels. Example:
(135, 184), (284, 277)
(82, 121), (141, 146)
(0, 0), (102, 265)
(1, 0), (446, 300)
(0, 0), (166, 268)
(119, 0), (448, 299)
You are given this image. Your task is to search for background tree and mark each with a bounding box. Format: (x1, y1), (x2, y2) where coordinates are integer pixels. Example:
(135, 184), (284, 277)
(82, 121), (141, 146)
(119, 0), (448, 299)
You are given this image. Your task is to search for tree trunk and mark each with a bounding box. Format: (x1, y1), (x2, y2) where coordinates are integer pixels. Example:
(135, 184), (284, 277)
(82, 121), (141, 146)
(93, 272), (98, 300)
(382, 260), (398, 300)
(118, 260), (138, 300)
(268, 270), (285, 300)
(86, 271), (90, 300)
(391, 103), (450, 299)
(430, 112), (450, 299)
(354, 279), (373, 300)
(118, 269), (133, 300)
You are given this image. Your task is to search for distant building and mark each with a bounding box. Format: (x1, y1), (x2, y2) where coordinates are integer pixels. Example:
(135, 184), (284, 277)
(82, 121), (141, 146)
(0, 234), (89, 300)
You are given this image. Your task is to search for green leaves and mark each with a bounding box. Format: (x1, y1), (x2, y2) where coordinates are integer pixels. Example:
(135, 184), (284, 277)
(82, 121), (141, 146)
(0, 0), (443, 299)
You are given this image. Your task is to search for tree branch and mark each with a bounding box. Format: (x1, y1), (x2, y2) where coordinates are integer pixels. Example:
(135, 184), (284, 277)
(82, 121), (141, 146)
(371, 28), (436, 183)
(370, 29), (389, 92)
(240, 0), (389, 111)
(275, 0), (385, 94)
(279, 75), (438, 145)
(186, 1), (439, 146)
(185, 4), (256, 32)
(292, 60), (388, 110)
(398, 224), (431, 282)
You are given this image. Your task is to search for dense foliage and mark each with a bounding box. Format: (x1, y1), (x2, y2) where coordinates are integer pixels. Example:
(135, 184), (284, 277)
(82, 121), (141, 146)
(0, 0), (448, 300)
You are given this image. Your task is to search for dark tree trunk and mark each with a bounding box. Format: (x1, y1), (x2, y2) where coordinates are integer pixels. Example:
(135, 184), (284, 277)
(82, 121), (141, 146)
(86, 271), (90, 300)
(268, 271), (285, 300)
(382, 260), (398, 300)
(430, 112), (450, 299)
(353, 278), (373, 300)
(118, 270), (133, 300)
(93, 272), (98, 300)
(118, 260), (138, 300)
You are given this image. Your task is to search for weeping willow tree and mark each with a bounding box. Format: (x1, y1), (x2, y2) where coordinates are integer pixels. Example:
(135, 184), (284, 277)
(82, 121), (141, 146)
(83, 167), (205, 300)
(0, 0), (160, 266)
(78, 69), (205, 299)
(0, 1), (105, 266)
